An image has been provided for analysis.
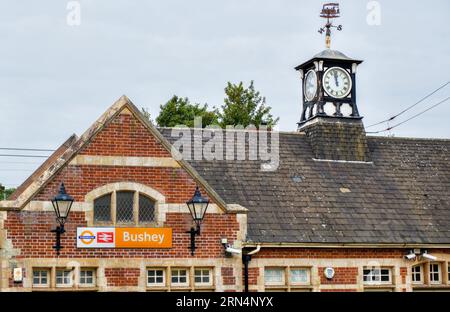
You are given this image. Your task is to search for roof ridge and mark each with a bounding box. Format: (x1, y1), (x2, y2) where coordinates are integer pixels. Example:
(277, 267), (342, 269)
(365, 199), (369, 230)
(158, 126), (306, 136)
(367, 135), (450, 142)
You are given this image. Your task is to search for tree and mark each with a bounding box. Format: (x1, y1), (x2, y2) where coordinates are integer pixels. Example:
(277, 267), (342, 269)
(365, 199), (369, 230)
(217, 81), (279, 128)
(155, 96), (218, 128)
(0, 184), (16, 200)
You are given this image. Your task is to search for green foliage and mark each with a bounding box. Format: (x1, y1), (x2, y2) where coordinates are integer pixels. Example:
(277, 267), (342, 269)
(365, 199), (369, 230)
(155, 81), (279, 129)
(0, 184), (16, 200)
(155, 96), (218, 128)
(217, 81), (279, 128)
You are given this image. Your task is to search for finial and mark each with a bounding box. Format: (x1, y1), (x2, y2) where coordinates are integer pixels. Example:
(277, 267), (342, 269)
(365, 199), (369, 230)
(318, 3), (343, 49)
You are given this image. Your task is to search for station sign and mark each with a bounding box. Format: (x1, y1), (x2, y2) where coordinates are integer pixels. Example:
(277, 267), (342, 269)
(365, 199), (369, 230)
(77, 227), (172, 248)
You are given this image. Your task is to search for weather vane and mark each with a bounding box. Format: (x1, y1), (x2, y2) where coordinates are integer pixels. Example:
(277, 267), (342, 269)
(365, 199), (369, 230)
(318, 3), (343, 49)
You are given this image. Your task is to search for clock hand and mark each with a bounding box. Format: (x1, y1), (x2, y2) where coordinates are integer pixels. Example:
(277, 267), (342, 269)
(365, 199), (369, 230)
(333, 71), (339, 87)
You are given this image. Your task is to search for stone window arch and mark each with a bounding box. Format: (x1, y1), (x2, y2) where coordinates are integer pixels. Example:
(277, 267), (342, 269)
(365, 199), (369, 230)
(85, 182), (165, 226)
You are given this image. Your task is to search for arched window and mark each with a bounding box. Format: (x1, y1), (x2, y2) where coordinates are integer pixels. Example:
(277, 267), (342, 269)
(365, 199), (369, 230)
(93, 193), (112, 222)
(93, 190), (157, 225)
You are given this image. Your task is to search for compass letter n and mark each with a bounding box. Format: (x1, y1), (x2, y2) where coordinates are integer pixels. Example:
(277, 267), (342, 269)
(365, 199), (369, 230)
(366, 1), (381, 26)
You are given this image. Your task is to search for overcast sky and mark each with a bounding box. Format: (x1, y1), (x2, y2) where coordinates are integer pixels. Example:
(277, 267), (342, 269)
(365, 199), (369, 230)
(0, 0), (449, 188)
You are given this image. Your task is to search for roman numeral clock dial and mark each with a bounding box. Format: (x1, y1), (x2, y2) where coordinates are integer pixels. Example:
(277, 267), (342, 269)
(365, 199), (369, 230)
(323, 67), (352, 98)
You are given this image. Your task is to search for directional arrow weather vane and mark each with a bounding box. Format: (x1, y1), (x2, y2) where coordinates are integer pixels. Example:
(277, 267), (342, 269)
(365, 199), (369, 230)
(318, 3), (343, 49)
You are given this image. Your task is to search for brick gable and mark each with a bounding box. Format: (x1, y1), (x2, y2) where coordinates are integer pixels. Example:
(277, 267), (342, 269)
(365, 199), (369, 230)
(79, 110), (171, 158)
(32, 108), (207, 204)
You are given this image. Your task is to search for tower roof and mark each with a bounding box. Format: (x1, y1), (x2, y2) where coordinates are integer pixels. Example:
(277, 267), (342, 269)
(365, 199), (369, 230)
(295, 49), (363, 70)
(313, 49), (352, 61)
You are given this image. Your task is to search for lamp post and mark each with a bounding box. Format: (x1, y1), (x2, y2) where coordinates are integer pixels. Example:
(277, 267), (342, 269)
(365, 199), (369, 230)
(51, 183), (74, 255)
(185, 186), (210, 256)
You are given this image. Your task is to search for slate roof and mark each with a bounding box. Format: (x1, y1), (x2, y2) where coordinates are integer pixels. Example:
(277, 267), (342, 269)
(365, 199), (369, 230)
(160, 128), (450, 244)
(295, 49), (363, 70)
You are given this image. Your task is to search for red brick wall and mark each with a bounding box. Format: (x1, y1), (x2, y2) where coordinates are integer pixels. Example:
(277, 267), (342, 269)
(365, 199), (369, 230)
(221, 267), (235, 286)
(247, 268), (259, 286)
(319, 267), (358, 284)
(79, 113), (171, 157)
(5, 211), (239, 259)
(400, 267), (407, 284)
(105, 268), (140, 286)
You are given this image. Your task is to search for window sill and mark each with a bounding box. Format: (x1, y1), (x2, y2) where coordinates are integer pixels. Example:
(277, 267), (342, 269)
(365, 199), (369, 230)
(363, 284), (395, 289)
(194, 286), (215, 291)
(265, 287), (288, 292)
(290, 285), (313, 289)
(32, 287), (99, 292)
(413, 285), (450, 290)
(291, 284), (312, 287)
(169, 286), (193, 292)
(146, 287), (169, 292)
(264, 285), (288, 290)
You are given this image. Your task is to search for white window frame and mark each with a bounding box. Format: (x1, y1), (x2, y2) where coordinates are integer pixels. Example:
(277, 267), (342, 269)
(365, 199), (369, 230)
(79, 268), (96, 287)
(171, 268), (189, 287)
(448, 264), (450, 284)
(429, 263), (442, 284)
(289, 267), (311, 285)
(32, 269), (50, 288)
(411, 265), (423, 284)
(147, 268), (166, 287)
(194, 268), (213, 287)
(363, 267), (392, 285)
(264, 267), (286, 286)
(55, 269), (73, 288)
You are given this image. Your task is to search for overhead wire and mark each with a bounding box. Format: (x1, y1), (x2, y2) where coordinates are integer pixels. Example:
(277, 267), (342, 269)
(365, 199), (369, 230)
(366, 97), (450, 134)
(366, 81), (449, 129)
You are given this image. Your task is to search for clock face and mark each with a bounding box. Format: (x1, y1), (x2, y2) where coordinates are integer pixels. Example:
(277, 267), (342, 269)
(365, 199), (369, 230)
(304, 70), (318, 101)
(323, 67), (352, 98)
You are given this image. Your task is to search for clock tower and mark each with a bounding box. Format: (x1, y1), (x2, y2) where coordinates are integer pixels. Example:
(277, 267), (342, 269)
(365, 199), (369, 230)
(296, 49), (363, 125)
(296, 3), (371, 162)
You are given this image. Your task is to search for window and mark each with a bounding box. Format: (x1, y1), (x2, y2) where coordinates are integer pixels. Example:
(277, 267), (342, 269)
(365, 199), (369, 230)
(93, 190), (156, 225)
(147, 269), (165, 287)
(264, 268), (285, 286)
(363, 268), (391, 284)
(56, 269), (73, 287)
(32, 269), (49, 287)
(290, 268), (310, 285)
(194, 268), (212, 286)
(429, 263), (441, 284)
(94, 193), (112, 222)
(79, 269), (96, 287)
(116, 191), (134, 223)
(139, 195), (155, 223)
(412, 265), (423, 284)
(171, 269), (189, 286)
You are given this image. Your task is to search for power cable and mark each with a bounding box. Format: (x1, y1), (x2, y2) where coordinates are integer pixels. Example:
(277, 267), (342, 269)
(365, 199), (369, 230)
(367, 97), (449, 134)
(0, 154), (49, 158)
(366, 81), (449, 128)
(0, 147), (55, 152)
